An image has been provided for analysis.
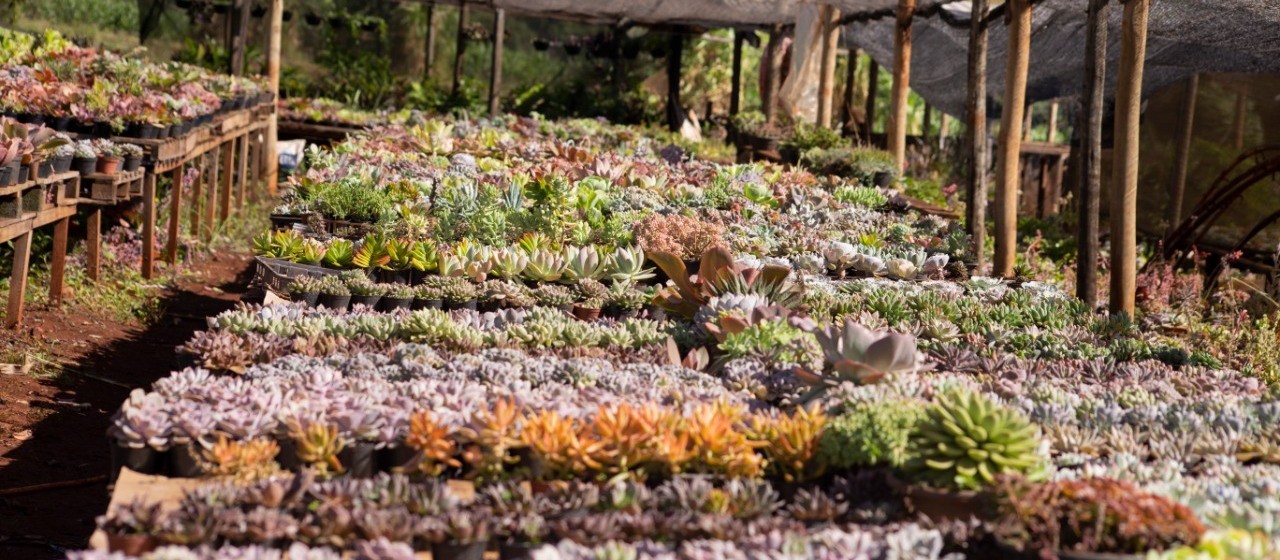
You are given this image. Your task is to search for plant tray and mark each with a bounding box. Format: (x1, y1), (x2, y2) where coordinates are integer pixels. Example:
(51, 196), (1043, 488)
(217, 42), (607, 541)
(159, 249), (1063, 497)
(253, 256), (344, 294)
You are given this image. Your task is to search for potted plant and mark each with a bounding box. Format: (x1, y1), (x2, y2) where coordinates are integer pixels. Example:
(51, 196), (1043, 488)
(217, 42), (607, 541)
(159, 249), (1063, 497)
(95, 140), (122, 174)
(497, 513), (547, 560)
(287, 276), (322, 307)
(533, 284), (575, 314)
(571, 279), (607, 321)
(347, 277), (384, 309)
(316, 276), (352, 310)
(379, 283), (414, 312)
(413, 285), (445, 310)
(108, 390), (171, 479)
(50, 142), (73, 173)
(441, 281), (478, 311)
(120, 143), (144, 172)
(901, 388), (1044, 523)
(992, 477), (1207, 560)
(427, 510), (493, 560)
(603, 285), (647, 319)
(97, 500), (163, 555)
(71, 140), (97, 175)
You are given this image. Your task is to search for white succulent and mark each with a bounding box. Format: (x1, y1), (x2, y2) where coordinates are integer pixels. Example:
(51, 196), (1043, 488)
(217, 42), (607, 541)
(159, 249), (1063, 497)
(887, 258), (917, 280)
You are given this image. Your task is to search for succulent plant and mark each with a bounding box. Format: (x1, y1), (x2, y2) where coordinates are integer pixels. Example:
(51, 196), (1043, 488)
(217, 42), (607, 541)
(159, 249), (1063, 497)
(792, 320), (919, 405)
(97, 499), (163, 536)
(905, 389), (1044, 491)
(562, 245), (609, 282)
(607, 245), (655, 286)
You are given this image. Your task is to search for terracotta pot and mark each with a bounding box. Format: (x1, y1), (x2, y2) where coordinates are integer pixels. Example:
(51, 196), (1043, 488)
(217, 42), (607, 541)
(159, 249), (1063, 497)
(106, 533), (159, 556)
(904, 485), (991, 523)
(96, 156), (122, 175)
(572, 305), (601, 321)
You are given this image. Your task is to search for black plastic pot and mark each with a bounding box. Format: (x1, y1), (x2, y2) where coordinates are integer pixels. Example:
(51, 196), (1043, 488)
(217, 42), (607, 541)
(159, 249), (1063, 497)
(72, 157), (97, 176)
(378, 445), (418, 473)
(110, 441), (163, 481)
(167, 442), (205, 477)
(269, 214), (303, 230)
(478, 300), (501, 313)
(123, 156), (142, 173)
(444, 299), (478, 311)
(50, 116), (72, 131)
(17, 165), (29, 183)
(379, 297), (412, 312)
(91, 121), (114, 138)
(275, 437), (300, 471)
(291, 291), (320, 307)
(378, 269), (411, 284)
(37, 160), (52, 179)
(157, 125), (172, 140)
(349, 294), (382, 309)
(432, 542), (488, 560)
(874, 171), (895, 187)
(412, 298), (443, 310)
(53, 155), (72, 173)
(338, 443), (377, 478)
(0, 166), (10, 187)
(317, 293), (351, 310)
(499, 542), (539, 560)
(604, 306), (640, 320)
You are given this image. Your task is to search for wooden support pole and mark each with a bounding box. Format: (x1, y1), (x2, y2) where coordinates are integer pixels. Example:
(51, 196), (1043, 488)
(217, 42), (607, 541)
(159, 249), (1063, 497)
(1046, 101), (1059, 143)
(424, 3), (436, 78)
(452, 1), (470, 96)
(816, 5), (841, 128)
(840, 48), (858, 133)
(206, 148), (220, 239)
(762, 25), (784, 124)
(938, 113), (949, 150)
(1165, 74), (1198, 234)
(729, 31), (745, 117)
(863, 58), (879, 142)
(230, 0), (252, 75)
(887, 0), (917, 170)
(1110, 0), (1151, 316)
(993, 0), (1032, 278)
(237, 135), (249, 208)
(190, 155), (204, 236)
(1232, 91), (1246, 151)
(666, 31), (685, 133)
(488, 9), (505, 116)
(1023, 102), (1033, 141)
(48, 217), (68, 306)
(166, 166), (183, 263)
(6, 232), (31, 328)
(141, 172), (157, 279)
(922, 103), (933, 144)
(963, 0), (989, 269)
(86, 207), (101, 282)
(1076, 0), (1108, 308)
(246, 134), (257, 203)
(265, 0), (282, 196)
(220, 142), (234, 223)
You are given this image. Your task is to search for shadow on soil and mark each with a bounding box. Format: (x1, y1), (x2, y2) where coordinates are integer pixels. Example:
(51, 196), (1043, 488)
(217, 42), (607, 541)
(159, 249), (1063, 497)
(0, 257), (255, 559)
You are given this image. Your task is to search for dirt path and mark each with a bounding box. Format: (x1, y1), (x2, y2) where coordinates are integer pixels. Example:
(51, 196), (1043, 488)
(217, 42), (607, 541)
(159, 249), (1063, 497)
(0, 252), (255, 559)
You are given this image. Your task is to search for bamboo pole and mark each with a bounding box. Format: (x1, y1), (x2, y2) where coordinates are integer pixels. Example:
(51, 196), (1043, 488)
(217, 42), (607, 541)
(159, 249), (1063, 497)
(265, 0), (282, 196)
(1076, 0), (1108, 308)
(887, 0), (916, 170)
(964, 0), (989, 268)
(488, 9), (505, 115)
(1165, 74), (1198, 235)
(816, 5), (841, 128)
(993, 0), (1032, 278)
(1110, 0), (1151, 315)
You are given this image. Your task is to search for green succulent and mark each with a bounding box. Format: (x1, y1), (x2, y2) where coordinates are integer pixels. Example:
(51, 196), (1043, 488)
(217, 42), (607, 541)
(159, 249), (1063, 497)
(905, 389), (1043, 491)
(817, 399), (924, 469)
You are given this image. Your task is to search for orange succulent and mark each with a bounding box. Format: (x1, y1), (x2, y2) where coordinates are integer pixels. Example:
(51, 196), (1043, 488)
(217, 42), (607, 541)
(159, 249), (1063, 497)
(749, 405), (828, 483)
(406, 411), (461, 477)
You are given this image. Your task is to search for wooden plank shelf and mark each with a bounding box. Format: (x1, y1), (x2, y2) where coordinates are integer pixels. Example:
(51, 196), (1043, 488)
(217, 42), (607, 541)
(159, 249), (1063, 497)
(80, 168), (145, 205)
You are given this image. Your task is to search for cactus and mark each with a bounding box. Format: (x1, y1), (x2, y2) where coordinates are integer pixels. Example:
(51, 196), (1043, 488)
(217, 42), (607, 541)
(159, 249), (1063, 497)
(905, 389), (1042, 491)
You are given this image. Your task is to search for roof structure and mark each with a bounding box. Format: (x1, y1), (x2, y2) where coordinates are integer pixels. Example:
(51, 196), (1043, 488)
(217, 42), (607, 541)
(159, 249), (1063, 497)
(847, 0), (1280, 117)
(398, 0), (950, 27)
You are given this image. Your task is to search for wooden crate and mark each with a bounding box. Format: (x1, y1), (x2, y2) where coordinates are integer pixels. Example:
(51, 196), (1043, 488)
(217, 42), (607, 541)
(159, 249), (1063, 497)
(81, 169), (144, 205)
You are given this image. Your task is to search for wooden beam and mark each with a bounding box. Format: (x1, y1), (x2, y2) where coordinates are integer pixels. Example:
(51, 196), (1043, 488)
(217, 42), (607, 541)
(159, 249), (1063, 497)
(863, 57), (879, 142)
(230, 0), (252, 75)
(266, 0), (282, 196)
(993, 0), (1032, 278)
(666, 31), (685, 132)
(887, 0), (916, 170)
(189, 155), (203, 237)
(206, 147), (220, 239)
(453, 1), (470, 95)
(220, 142), (234, 222)
(938, 113), (949, 150)
(922, 103), (932, 144)
(141, 172), (157, 279)
(237, 135), (249, 207)
(48, 217), (68, 306)
(1165, 74), (1198, 235)
(1076, 0), (1108, 308)
(166, 166), (183, 263)
(86, 207), (101, 282)
(1045, 101), (1058, 144)
(488, 8), (505, 116)
(6, 232), (31, 328)
(762, 25), (784, 124)
(816, 5), (841, 128)
(1110, 0), (1151, 316)
(840, 48), (858, 133)
(424, 3), (437, 78)
(729, 31), (745, 117)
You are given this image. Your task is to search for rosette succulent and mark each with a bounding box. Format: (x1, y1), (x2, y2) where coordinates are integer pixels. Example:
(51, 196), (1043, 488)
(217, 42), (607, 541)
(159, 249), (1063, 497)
(905, 389), (1044, 491)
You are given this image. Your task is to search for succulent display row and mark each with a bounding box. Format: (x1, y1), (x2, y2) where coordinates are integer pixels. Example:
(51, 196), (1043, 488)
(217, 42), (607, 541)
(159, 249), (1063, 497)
(0, 29), (267, 134)
(276, 97), (415, 128)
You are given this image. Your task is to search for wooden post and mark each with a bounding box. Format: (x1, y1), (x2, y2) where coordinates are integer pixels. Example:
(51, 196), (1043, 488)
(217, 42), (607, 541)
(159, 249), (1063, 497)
(863, 58), (879, 142)
(246, 134), (258, 203)
(993, 0), (1032, 278)
(1022, 102), (1033, 141)
(424, 3), (436, 78)
(1231, 91), (1246, 151)
(237, 135), (249, 208)
(141, 172), (157, 279)
(6, 232), (31, 328)
(887, 0), (916, 170)
(840, 48), (858, 132)
(938, 113), (949, 149)
(1076, 0), (1108, 308)
(922, 103), (932, 144)
(488, 9), (505, 116)
(1165, 74), (1197, 234)
(729, 31), (745, 117)
(166, 166), (183, 263)
(666, 31), (685, 133)
(220, 142), (234, 222)
(190, 155), (204, 236)
(86, 208), (102, 282)
(48, 217), (68, 306)
(230, 0), (252, 75)
(206, 147), (220, 239)
(1110, 0), (1151, 316)
(265, 0), (282, 196)
(1046, 101), (1059, 143)
(452, 1), (470, 96)
(963, 0), (989, 269)
(816, 5), (841, 128)
(762, 25), (784, 124)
